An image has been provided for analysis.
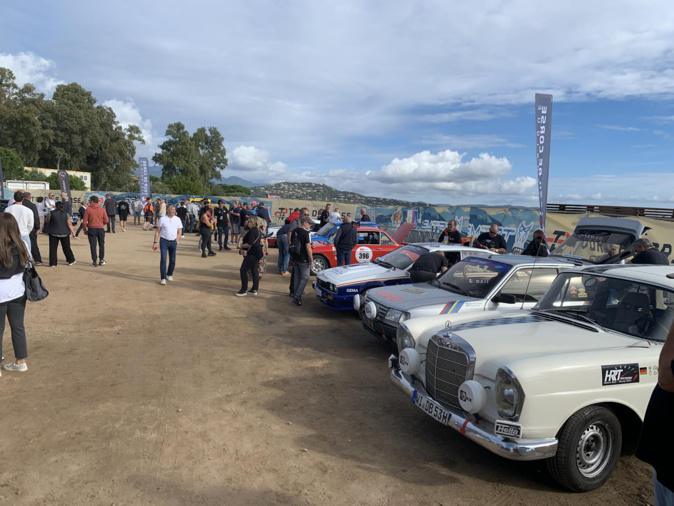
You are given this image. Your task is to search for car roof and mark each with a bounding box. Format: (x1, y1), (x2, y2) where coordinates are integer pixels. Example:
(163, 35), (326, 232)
(564, 264), (674, 290)
(410, 242), (491, 253)
(481, 253), (582, 268)
(354, 225), (385, 232)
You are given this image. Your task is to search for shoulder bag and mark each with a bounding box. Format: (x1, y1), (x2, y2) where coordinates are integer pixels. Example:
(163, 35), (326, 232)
(24, 261), (49, 302)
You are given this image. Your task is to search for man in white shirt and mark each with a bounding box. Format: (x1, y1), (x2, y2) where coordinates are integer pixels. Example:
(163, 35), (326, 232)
(5, 191), (35, 252)
(152, 205), (183, 285)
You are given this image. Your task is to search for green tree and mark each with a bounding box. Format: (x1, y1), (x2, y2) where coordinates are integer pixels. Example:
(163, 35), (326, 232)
(153, 122), (227, 192)
(45, 172), (86, 191)
(0, 146), (24, 179)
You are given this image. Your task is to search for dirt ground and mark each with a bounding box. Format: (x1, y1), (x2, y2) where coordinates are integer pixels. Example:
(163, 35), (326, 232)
(0, 226), (655, 505)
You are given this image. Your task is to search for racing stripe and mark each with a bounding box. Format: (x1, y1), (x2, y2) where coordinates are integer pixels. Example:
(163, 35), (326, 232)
(450, 300), (465, 314)
(440, 301), (457, 315)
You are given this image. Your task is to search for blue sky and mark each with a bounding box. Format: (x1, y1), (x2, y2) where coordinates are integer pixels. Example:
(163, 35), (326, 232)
(2, 0), (674, 206)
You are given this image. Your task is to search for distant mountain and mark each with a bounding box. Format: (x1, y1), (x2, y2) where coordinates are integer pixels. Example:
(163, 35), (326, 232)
(250, 182), (428, 207)
(214, 175), (258, 188)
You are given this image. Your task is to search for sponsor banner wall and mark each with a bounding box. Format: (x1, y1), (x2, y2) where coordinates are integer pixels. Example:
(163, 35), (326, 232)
(23, 188), (674, 261)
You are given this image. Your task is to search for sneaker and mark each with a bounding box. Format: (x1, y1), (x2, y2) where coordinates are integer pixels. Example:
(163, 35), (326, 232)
(3, 362), (28, 372)
(235, 290), (247, 297)
(248, 290), (258, 296)
(160, 279), (167, 285)
(68, 260), (76, 266)
(294, 298), (303, 306)
(201, 252), (207, 258)
(167, 276), (174, 281)
(92, 262), (98, 267)
(99, 260), (106, 266)
(208, 251), (216, 257)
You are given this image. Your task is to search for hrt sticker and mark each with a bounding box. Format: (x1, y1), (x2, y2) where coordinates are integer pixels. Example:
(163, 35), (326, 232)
(601, 363), (639, 386)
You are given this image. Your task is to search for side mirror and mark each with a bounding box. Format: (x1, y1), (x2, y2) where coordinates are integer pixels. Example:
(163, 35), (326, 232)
(492, 293), (517, 304)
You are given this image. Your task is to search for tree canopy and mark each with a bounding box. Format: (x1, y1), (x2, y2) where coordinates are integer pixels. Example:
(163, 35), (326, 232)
(0, 68), (144, 191)
(153, 122), (228, 194)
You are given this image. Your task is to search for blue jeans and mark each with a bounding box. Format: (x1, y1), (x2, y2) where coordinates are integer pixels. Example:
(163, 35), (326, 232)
(292, 261), (311, 300)
(337, 248), (351, 266)
(655, 472), (674, 506)
(277, 234), (290, 273)
(160, 238), (177, 280)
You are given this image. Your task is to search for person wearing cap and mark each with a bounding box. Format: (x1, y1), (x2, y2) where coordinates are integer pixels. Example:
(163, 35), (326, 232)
(632, 238), (669, 265)
(522, 229), (549, 257)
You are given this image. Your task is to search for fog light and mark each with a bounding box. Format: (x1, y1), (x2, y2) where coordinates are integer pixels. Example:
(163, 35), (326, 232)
(353, 293), (361, 311)
(399, 348), (420, 375)
(458, 380), (487, 414)
(364, 301), (377, 319)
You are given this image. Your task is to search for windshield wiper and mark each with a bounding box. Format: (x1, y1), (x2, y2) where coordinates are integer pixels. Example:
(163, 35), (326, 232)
(439, 281), (468, 296)
(375, 259), (394, 269)
(536, 308), (604, 330)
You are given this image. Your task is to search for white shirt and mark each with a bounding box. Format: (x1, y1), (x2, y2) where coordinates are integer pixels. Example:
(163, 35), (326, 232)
(0, 273), (25, 304)
(158, 216), (183, 240)
(5, 204), (35, 236)
(44, 197), (56, 211)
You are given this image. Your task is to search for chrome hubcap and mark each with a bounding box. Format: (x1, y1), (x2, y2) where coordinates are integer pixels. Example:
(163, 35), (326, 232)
(312, 258), (326, 273)
(575, 422), (612, 478)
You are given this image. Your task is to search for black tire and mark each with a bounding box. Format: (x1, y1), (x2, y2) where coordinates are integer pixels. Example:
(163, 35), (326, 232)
(311, 255), (329, 275)
(545, 405), (622, 492)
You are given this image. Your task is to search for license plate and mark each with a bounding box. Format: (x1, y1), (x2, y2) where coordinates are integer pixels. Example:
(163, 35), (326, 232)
(412, 390), (452, 426)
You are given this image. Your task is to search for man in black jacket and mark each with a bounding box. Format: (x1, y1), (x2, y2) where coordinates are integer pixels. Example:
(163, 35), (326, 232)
(438, 219), (463, 244)
(522, 229), (549, 257)
(632, 239), (669, 265)
(104, 194), (117, 233)
(333, 216), (357, 266)
(637, 323), (674, 502)
(22, 192), (42, 264)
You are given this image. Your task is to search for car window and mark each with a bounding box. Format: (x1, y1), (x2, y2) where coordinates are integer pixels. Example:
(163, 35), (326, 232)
(462, 251), (491, 260)
(499, 268), (558, 302)
(358, 232), (380, 245)
(380, 233), (394, 245)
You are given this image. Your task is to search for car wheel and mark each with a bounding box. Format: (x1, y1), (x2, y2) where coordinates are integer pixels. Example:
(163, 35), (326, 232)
(545, 405), (622, 492)
(311, 255), (329, 274)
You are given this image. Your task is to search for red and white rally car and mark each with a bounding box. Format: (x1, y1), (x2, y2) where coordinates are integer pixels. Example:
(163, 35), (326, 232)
(310, 223), (413, 273)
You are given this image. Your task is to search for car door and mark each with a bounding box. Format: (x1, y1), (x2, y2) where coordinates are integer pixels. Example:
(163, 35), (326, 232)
(352, 231), (380, 264)
(484, 267), (559, 311)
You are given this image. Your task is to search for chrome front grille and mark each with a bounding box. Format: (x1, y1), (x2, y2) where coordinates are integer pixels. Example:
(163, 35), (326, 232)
(425, 333), (475, 411)
(373, 301), (389, 321)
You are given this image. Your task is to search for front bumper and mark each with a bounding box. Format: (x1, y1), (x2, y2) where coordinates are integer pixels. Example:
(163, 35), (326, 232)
(388, 356), (558, 461)
(361, 314), (398, 341)
(313, 284), (354, 310)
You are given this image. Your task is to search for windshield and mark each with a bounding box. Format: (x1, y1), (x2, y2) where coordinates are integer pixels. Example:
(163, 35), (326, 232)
(551, 229), (634, 264)
(537, 272), (674, 341)
(436, 257), (512, 298)
(376, 245), (427, 269)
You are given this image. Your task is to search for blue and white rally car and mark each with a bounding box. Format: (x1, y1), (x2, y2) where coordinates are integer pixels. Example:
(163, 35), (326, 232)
(314, 243), (492, 311)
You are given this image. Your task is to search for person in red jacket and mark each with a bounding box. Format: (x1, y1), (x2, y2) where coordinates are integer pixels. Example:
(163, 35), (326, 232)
(82, 196), (109, 267)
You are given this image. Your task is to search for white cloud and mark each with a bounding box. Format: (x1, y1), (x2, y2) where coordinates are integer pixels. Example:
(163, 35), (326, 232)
(422, 134), (524, 149)
(228, 145), (288, 180)
(0, 51), (64, 95)
(102, 99), (155, 158)
(596, 124), (641, 132)
(420, 109), (507, 124)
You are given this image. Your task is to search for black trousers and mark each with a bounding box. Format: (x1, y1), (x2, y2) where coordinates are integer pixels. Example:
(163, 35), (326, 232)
(75, 222), (85, 237)
(200, 227), (213, 254)
(240, 254), (260, 291)
(49, 235), (75, 266)
(217, 226), (229, 248)
(87, 228), (105, 262)
(0, 296), (27, 360)
(29, 229), (42, 263)
(106, 215), (116, 233)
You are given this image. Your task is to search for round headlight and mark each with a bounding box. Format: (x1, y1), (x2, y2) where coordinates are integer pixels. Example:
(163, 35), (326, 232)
(399, 347), (420, 375)
(396, 323), (416, 352)
(495, 367), (525, 420)
(458, 380), (487, 414)
(353, 293), (361, 311)
(364, 301), (377, 319)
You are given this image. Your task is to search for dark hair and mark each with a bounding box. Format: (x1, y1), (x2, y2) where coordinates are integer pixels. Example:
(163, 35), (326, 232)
(36, 196), (44, 203)
(13, 190), (23, 202)
(0, 214), (29, 267)
(90, 195), (99, 203)
(55, 201), (65, 211)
